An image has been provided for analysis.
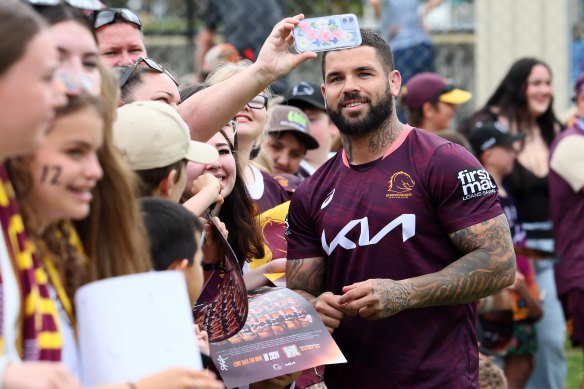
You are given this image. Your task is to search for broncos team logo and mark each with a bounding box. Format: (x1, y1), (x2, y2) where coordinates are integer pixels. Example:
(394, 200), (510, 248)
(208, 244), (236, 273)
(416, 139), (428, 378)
(250, 201), (290, 269)
(386, 171), (415, 199)
(387, 171), (415, 193)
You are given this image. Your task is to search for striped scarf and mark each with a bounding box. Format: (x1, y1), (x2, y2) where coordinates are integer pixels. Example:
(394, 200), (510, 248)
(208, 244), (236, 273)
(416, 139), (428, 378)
(42, 221), (83, 337)
(0, 164), (62, 361)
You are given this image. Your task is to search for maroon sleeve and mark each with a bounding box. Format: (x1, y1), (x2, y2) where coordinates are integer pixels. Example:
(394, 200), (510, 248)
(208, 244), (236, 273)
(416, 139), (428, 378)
(426, 143), (503, 233)
(285, 182), (326, 260)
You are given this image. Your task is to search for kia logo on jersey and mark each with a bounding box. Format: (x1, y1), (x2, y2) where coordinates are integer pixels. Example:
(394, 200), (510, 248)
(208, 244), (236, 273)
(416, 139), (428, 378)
(321, 214), (416, 255)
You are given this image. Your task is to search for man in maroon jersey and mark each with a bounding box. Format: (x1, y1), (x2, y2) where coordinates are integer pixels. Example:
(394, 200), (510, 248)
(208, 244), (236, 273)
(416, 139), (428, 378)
(285, 29), (516, 388)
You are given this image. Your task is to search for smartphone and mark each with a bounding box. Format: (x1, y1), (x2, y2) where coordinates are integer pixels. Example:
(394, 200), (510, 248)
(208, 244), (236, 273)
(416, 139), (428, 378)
(293, 14), (362, 53)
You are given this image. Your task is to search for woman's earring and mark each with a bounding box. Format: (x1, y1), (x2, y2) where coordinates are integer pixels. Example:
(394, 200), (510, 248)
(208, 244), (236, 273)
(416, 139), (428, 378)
(249, 144), (261, 160)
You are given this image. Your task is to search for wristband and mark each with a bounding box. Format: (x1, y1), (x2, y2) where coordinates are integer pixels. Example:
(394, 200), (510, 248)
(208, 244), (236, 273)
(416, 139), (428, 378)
(202, 262), (222, 271)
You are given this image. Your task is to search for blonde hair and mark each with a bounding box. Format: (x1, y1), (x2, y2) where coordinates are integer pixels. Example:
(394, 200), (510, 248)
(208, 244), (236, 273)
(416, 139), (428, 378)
(206, 60), (273, 147)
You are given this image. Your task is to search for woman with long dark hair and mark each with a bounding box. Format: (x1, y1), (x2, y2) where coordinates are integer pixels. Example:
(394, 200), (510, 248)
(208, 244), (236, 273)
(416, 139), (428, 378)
(460, 57), (565, 389)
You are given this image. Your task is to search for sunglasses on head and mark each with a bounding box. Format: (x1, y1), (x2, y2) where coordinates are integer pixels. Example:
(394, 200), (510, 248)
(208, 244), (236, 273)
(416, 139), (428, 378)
(24, 0), (103, 10)
(117, 57), (179, 88)
(90, 7), (142, 30)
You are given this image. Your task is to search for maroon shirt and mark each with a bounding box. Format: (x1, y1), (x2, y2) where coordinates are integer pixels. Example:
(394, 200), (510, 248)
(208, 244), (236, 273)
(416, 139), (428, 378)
(549, 124), (584, 296)
(252, 170), (289, 215)
(286, 126), (503, 388)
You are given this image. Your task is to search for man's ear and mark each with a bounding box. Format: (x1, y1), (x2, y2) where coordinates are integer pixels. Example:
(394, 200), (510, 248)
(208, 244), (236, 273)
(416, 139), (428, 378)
(389, 69), (402, 96)
(481, 149), (493, 165)
(422, 102), (435, 118)
(158, 169), (177, 197)
(167, 259), (189, 270)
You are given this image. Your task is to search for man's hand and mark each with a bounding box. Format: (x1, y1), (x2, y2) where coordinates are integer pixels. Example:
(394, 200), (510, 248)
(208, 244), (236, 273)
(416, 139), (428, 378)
(314, 292), (345, 333)
(340, 279), (409, 320)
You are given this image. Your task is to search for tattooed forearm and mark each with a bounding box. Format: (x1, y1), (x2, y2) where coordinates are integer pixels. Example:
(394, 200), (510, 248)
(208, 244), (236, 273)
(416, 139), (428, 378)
(286, 257), (326, 299)
(406, 214), (516, 309)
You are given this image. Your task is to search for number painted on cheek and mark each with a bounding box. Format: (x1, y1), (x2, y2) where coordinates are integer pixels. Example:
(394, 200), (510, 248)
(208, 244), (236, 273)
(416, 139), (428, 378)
(40, 165), (62, 185)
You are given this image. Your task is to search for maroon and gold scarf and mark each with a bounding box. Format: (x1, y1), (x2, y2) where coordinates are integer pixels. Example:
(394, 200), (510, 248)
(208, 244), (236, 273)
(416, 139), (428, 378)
(0, 164), (61, 361)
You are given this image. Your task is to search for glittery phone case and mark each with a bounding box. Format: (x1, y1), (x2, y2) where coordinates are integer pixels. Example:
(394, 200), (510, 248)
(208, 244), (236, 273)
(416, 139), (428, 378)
(293, 14), (362, 53)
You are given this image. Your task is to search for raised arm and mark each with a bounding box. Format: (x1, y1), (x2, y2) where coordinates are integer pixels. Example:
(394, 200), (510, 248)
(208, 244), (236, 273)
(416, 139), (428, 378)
(340, 214), (516, 319)
(287, 257), (345, 333)
(178, 14), (317, 142)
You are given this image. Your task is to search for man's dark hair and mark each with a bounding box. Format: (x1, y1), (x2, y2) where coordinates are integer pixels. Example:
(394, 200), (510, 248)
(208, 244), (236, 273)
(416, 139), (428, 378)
(140, 197), (203, 271)
(321, 29), (394, 79)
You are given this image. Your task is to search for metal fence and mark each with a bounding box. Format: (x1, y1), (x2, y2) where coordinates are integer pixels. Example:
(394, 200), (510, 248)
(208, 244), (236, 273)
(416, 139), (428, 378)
(125, 0), (581, 122)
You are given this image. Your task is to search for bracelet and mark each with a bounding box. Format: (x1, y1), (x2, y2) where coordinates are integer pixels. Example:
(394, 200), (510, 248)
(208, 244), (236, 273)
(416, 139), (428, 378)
(202, 262), (222, 271)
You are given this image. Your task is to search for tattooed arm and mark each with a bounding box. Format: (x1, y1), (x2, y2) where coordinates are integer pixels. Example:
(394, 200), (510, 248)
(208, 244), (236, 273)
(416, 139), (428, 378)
(339, 214), (516, 319)
(287, 257), (345, 333)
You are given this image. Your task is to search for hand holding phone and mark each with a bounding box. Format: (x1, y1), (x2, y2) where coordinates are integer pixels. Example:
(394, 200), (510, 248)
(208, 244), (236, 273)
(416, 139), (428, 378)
(293, 14), (362, 53)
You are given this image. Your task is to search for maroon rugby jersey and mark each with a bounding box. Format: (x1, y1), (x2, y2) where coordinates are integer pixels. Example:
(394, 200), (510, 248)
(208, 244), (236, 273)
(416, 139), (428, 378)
(286, 126), (503, 388)
(253, 170), (289, 215)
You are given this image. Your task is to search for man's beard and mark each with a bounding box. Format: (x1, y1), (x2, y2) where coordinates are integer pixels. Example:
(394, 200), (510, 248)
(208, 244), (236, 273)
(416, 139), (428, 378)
(327, 86), (394, 138)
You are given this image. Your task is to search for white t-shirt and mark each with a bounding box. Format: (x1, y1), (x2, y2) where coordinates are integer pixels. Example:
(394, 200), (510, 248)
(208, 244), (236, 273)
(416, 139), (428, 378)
(245, 165), (265, 200)
(48, 284), (80, 379)
(0, 229), (22, 387)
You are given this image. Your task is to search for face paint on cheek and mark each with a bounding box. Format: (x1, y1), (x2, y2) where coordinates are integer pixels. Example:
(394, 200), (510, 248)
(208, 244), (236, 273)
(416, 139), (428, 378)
(40, 165), (62, 185)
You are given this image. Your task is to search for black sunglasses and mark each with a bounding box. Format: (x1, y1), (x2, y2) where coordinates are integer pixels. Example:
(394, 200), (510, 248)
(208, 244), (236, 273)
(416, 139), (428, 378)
(90, 8), (142, 30)
(24, 0), (103, 10)
(118, 57), (179, 88)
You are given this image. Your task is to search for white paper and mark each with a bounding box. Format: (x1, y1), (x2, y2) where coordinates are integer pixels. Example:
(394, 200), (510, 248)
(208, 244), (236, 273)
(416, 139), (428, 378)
(75, 271), (202, 386)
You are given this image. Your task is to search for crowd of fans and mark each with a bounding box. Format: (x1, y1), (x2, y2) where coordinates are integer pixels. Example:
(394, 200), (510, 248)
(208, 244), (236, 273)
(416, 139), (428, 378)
(0, 1), (582, 388)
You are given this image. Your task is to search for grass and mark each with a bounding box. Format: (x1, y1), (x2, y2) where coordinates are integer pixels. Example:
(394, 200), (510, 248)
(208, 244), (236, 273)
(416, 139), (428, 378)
(566, 343), (583, 389)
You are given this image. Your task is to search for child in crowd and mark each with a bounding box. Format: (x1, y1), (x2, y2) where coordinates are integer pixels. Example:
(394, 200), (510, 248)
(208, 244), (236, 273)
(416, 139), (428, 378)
(112, 100), (231, 272)
(470, 122), (543, 388)
(140, 197), (210, 356)
(112, 100), (220, 209)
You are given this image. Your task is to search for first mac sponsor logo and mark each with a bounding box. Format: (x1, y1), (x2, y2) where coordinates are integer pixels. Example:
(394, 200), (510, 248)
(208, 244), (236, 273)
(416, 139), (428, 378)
(457, 168), (497, 201)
